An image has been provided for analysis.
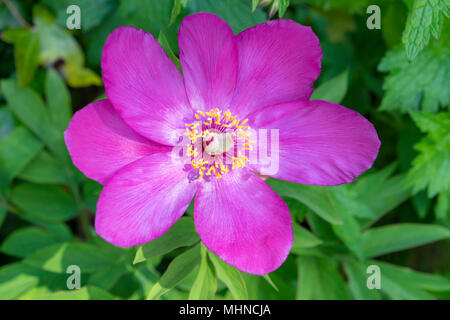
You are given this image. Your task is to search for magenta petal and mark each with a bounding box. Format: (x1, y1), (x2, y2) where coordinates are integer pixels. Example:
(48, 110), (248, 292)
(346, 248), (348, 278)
(64, 99), (169, 185)
(229, 19), (322, 118)
(102, 26), (192, 145)
(95, 153), (197, 247)
(249, 100), (381, 186)
(179, 13), (238, 110)
(194, 169), (293, 275)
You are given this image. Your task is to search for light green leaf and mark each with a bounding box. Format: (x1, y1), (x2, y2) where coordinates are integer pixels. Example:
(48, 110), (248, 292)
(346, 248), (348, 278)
(0, 127), (43, 189)
(379, 30), (449, 112)
(208, 251), (248, 300)
(2, 28), (40, 87)
(18, 151), (67, 184)
(311, 69), (349, 104)
(292, 223), (322, 249)
(24, 242), (118, 273)
(45, 69), (71, 133)
(402, 0), (449, 60)
(9, 183), (78, 223)
(267, 179), (343, 225)
(362, 223), (450, 258)
(435, 189), (450, 221)
(408, 112), (450, 197)
(134, 217), (200, 264)
(1, 227), (61, 258)
(34, 286), (118, 300)
(296, 255), (350, 299)
(189, 244), (217, 299)
(342, 260), (381, 300)
(147, 244), (201, 300)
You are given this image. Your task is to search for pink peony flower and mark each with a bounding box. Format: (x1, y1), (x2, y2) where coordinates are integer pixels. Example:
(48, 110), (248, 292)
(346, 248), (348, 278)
(64, 13), (380, 275)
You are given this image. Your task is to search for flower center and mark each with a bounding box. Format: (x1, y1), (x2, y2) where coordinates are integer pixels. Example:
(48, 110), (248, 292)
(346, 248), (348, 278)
(183, 108), (254, 181)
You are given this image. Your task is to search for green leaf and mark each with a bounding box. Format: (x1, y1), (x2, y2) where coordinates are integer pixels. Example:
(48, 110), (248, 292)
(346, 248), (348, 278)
(1, 227), (61, 258)
(278, 0), (290, 17)
(169, 0), (190, 25)
(342, 259), (381, 300)
(292, 223), (322, 249)
(311, 69), (349, 104)
(1, 79), (67, 159)
(267, 179), (343, 225)
(45, 69), (71, 133)
(134, 217), (200, 264)
(147, 244), (201, 300)
(0, 127), (43, 189)
(402, 0), (449, 60)
(1, 28), (40, 87)
(88, 264), (129, 291)
(41, 0), (118, 31)
(208, 251), (248, 300)
(24, 242), (118, 273)
(296, 255), (350, 299)
(189, 244), (217, 299)
(362, 223), (450, 258)
(9, 183), (78, 223)
(375, 260), (450, 292)
(0, 107), (15, 140)
(187, 0), (266, 33)
(435, 189), (450, 221)
(379, 30), (449, 112)
(352, 163), (411, 226)
(34, 286), (118, 300)
(408, 112), (450, 197)
(158, 31), (182, 72)
(18, 151), (67, 184)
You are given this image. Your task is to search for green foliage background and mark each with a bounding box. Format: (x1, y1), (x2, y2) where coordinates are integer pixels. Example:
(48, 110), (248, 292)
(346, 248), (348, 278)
(0, 0), (449, 300)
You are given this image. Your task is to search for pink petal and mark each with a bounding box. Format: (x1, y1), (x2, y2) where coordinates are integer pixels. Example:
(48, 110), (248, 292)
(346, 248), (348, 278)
(248, 100), (381, 186)
(229, 19), (322, 118)
(95, 153), (197, 247)
(102, 26), (192, 146)
(194, 168), (293, 275)
(64, 100), (169, 185)
(179, 13), (238, 111)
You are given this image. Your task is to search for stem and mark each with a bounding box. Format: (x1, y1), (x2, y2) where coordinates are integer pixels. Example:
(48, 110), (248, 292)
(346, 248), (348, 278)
(2, 0), (31, 28)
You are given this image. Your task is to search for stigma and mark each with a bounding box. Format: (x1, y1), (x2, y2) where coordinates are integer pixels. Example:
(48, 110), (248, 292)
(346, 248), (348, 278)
(183, 108), (254, 181)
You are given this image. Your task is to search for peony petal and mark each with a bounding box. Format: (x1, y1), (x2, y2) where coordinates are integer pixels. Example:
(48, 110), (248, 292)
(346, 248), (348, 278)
(102, 26), (192, 145)
(248, 100), (381, 186)
(64, 100), (169, 185)
(95, 153), (197, 247)
(229, 19), (322, 118)
(194, 168), (293, 275)
(179, 13), (238, 111)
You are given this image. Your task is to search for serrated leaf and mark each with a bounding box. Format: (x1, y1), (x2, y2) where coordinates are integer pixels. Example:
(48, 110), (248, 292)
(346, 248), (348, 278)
(402, 0), (449, 60)
(408, 112), (450, 197)
(379, 31), (449, 112)
(362, 223), (450, 258)
(147, 244), (201, 300)
(208, 251), (248, 299)
(134, 217), (199, 264)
